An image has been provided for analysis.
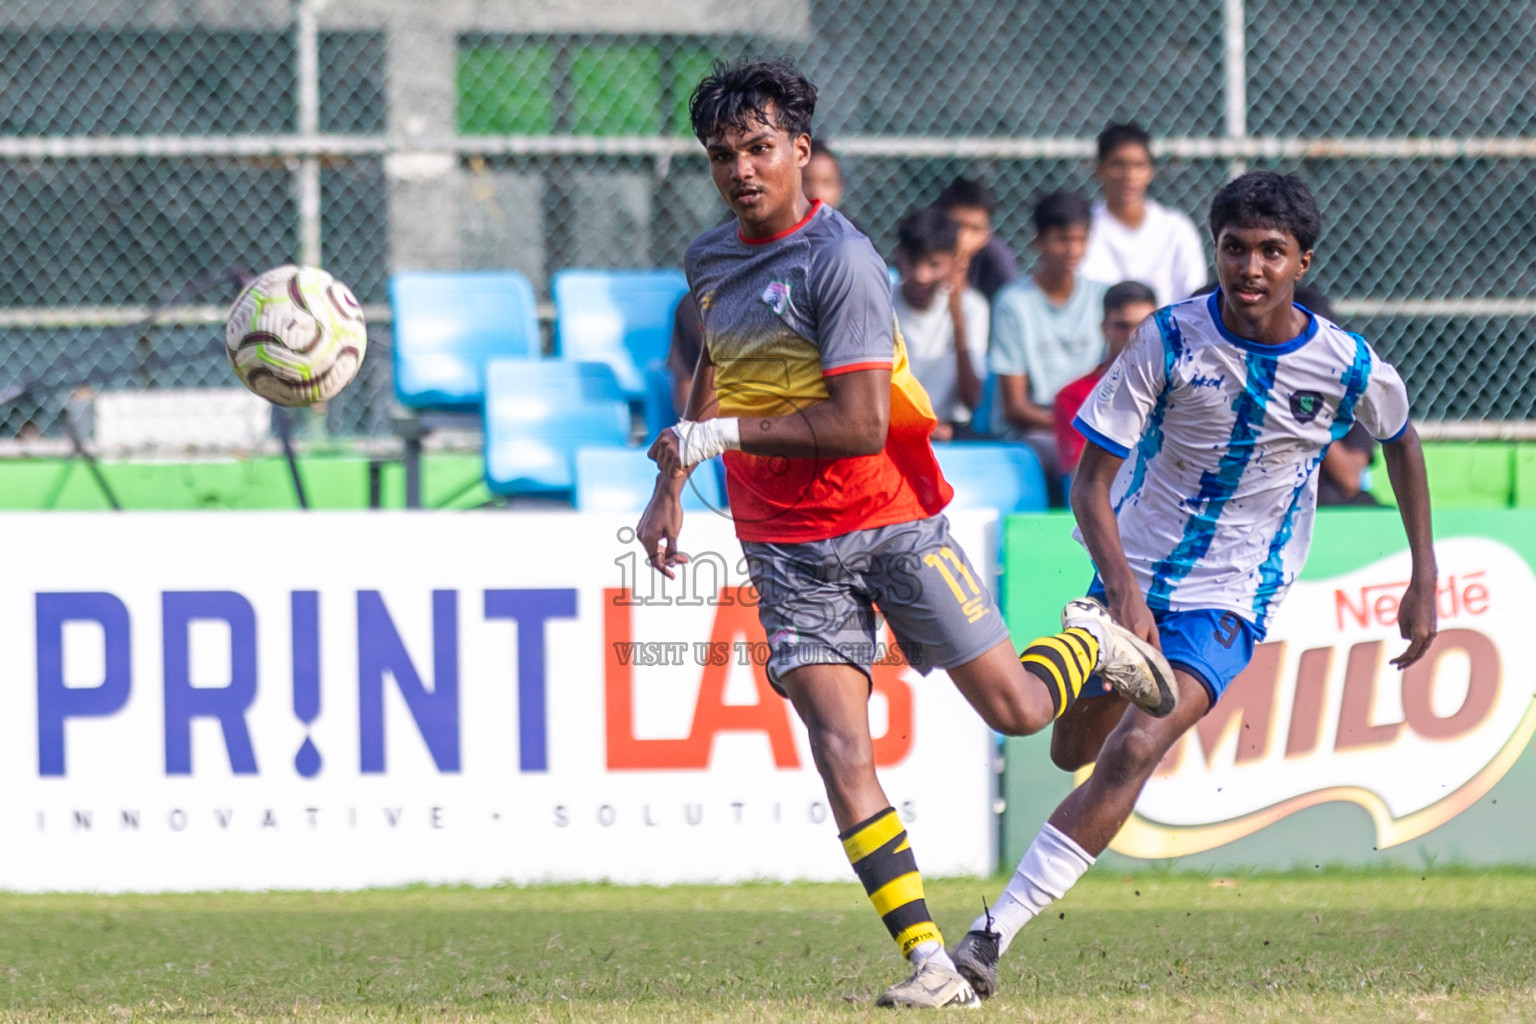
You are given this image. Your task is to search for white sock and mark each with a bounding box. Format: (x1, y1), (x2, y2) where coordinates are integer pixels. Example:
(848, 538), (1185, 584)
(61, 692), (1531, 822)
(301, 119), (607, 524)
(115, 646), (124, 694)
(969, 822), (1094, 955)
(910, 939), (956, 971)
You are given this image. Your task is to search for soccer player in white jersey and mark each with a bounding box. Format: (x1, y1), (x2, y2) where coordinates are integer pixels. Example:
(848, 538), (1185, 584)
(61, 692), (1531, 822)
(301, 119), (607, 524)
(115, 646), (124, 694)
(952, 170), (1439, 999)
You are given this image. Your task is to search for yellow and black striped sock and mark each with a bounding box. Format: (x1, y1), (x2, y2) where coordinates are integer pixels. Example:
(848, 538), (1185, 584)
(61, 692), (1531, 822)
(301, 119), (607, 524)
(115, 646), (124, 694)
(1020, 626), (1099, 718)
(840, 807), (942, 961)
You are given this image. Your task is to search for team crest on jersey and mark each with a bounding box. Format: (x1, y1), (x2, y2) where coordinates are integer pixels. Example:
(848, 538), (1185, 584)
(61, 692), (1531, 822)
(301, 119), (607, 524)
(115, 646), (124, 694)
(760, 280), (792, 317)
(1288, 389), (1325, 423)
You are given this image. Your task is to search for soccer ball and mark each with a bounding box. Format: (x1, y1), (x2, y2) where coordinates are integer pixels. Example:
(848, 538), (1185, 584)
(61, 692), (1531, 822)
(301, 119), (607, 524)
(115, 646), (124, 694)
(224, 265), (367, 407)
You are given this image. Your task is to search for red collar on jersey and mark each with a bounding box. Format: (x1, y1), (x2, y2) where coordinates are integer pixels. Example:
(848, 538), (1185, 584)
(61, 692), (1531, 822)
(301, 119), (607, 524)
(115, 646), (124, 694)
(739, 200), (822, 245)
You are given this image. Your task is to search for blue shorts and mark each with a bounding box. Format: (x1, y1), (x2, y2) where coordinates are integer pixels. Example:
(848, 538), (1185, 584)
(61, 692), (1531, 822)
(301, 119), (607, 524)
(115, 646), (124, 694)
(1083, 586), (1258, 708)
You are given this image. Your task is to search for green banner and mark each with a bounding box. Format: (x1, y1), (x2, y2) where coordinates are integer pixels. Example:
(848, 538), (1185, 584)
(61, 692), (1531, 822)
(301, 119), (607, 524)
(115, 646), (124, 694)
(1000, 509), (1536, 870)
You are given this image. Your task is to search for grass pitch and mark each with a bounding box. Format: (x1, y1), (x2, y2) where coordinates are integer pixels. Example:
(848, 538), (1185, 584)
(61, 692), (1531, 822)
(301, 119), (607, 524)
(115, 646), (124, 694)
(0, 871), (1532, 1023)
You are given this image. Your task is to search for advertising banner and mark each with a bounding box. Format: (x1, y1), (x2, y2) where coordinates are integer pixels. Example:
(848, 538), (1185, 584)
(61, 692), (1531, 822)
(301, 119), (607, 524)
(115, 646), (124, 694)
(1001, 510), (1536, 869)
(0, 511), (997, 891)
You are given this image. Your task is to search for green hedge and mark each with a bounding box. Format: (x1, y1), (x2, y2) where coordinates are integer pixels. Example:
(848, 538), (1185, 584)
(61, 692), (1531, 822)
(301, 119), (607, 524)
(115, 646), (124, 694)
(0, 441), (1528, 512)
(0, 454), (495, 511)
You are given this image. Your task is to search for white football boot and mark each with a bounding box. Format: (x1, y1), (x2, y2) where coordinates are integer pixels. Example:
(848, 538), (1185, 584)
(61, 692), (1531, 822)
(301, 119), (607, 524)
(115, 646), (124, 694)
(875, 957), (981, 1009)
(1061, 597), (1178, 718)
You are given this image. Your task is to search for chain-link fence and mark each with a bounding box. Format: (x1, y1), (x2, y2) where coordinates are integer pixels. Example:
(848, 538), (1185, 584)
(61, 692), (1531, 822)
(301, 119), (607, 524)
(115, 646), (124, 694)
(3, 0), (1535, 440)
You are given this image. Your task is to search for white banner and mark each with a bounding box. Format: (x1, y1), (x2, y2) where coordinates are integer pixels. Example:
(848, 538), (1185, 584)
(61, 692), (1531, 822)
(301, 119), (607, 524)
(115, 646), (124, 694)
(0, 510), (997, 891)
(1108, 536), (1536, 857)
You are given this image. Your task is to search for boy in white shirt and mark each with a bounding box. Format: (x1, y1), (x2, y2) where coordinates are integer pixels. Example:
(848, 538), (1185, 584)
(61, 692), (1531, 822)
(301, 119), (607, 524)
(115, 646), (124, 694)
(1081, 123), (1208, 306)
(891, 206), (987, 439)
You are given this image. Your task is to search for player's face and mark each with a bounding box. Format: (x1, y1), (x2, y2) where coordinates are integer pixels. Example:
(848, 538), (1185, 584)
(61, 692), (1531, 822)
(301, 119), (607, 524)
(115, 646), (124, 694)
(1101, 300), (1156, 359)
(705, 112), (812, 239)
(1032, 223), (1090, 276)
(945, 205), (992, 261)
(896, 248), (956, 309)
(1094, 143), (1155, 208)
(803, 153), (844, 207)
(1215, 223), (1313, 319)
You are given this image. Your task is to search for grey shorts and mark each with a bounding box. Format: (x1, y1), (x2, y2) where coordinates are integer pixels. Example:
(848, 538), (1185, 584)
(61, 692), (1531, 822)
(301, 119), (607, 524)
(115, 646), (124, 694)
(741, 514), (1012, 694)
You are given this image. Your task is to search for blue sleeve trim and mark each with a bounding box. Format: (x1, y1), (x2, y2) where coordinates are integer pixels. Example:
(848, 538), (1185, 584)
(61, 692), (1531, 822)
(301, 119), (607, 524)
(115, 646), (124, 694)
(1073, 415), (1132, 458)
(1380, 418), (1411, 443)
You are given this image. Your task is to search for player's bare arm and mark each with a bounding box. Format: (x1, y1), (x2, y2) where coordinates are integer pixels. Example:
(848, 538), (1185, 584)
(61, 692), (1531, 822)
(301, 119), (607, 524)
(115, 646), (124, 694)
(650, 366), (892, 482)
(947, 288), (984, 412)
(638, 346), (718, 576)
(737, 366), (891, 457)
(1381, 422), (1438, 667)
(649, 342), (720, 475)
(998, 372), (1053, 432)
(645, 367), (891, 573)
(1069, 441), (1159, 648)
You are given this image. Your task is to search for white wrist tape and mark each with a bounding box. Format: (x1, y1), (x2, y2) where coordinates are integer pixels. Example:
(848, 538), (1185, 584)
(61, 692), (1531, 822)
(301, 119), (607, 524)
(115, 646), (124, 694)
(672, 417), (741, 467)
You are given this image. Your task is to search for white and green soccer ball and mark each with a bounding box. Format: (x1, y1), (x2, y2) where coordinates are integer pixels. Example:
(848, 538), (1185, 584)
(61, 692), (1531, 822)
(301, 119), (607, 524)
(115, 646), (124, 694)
(224, 265), (367, 407)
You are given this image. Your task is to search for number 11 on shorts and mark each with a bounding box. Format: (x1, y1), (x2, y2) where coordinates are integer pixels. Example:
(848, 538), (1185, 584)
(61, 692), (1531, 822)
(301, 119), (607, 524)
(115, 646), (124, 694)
(924, 547), (989, 624)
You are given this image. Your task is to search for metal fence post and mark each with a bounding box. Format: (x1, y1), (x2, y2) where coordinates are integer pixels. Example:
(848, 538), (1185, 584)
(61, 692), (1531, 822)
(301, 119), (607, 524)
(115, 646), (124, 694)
(294, 0), (323, 269)
(1223, 0), (1247, 180)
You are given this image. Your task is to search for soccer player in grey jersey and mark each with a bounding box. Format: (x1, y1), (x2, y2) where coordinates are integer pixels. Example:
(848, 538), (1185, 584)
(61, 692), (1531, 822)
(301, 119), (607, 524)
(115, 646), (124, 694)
(638, 56), (1177, 1009)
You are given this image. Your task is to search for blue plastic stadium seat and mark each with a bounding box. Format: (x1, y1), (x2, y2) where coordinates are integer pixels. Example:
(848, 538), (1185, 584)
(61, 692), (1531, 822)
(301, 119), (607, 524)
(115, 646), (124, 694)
(391, 271), (541, 409)
(970, 375), (999, 439)
(934, 442), (1049, 515)
(574, 446), (726, 514)
(552, 269), (689, 398)
(483, 360), (630, 495)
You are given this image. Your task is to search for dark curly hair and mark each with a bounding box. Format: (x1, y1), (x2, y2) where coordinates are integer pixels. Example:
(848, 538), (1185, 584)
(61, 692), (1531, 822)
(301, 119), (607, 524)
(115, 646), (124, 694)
(894, 206), (960, 260)
(688, 57), (817, 143)
(1208, 171), (1322, 252)
(1031, 189), (1093, 234)
(1096, 122), (1153, 163)
(936, 176), (998, 214)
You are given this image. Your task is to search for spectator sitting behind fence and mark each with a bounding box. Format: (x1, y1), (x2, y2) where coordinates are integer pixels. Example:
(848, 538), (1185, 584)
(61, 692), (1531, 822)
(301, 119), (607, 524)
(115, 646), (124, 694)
(803, 138), (845, 208)
(1081, 123), (1207, 306)
(937, 176), (1017, 301)
(892, 206), (988, 441)
(1053, 281), (1158, 475)
(988, 189), (1106, 491)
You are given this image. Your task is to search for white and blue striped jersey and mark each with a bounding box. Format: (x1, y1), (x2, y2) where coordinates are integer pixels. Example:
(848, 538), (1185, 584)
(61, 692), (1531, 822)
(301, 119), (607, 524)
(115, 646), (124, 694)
(1073, 291), (1411, 636)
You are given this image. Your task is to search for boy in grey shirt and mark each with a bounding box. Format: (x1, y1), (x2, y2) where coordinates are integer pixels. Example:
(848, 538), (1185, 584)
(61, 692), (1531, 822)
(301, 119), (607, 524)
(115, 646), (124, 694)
(988, 190), (1106, 485)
